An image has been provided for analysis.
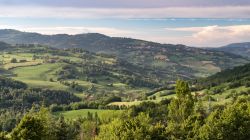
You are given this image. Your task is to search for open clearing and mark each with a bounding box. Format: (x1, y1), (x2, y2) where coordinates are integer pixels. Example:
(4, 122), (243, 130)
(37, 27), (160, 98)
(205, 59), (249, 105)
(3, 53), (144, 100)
(11, 63), (68, 90)
(54, 109), (123, 120)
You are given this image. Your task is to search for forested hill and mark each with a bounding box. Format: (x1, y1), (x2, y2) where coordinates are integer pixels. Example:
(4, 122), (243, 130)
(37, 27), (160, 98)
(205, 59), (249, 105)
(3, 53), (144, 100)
(0, 76), (80, 111)
(196, 63), (250, 89)
(212, 42), (250, 58)
(0, 29), (110, 50)
(0, 42), (11, 50)
(0, 29), (249, 79)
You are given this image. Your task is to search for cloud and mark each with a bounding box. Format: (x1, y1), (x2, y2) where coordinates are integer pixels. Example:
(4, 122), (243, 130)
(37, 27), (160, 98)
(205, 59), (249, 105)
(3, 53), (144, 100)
(164, 25), (250, 47)
(1, 0), (250, 8)
(0, 6), (250, 18)
(0, 25), (135, 36)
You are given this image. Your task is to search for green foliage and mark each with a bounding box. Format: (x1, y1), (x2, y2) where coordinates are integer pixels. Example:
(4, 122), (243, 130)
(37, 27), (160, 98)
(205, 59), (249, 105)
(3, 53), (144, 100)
(54, 116), (72, 140)
(0, 40), (249, 140)
(168, 80), (194, 123)
(1, 29), (248, 82)
(216, 42), (250, 58)
(10, 58), (17, 63)
(11, 107), (51, 140)
(166, 80), (196, 139)
(199, 99), (250, 140)
(2, 89), (249, 140)
(0, 76), (27, 89)
(10, 107), (80, 140)
(0, 77), (81, 133)
(0, 131), (8, 140)
(197, 63), (250, 90)
(97, 113), (153, 140)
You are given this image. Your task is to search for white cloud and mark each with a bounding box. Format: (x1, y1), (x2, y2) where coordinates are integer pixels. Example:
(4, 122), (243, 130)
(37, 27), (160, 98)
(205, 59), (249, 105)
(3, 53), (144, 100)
(165, 26), (218, 32)
(0, 25), (134, 36)
(0, 6), (250, 18)
(164, 25), (250, 47)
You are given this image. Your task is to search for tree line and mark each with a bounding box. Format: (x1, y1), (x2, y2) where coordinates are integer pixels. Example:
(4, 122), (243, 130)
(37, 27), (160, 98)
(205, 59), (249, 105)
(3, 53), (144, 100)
(1, 80), (249, 139)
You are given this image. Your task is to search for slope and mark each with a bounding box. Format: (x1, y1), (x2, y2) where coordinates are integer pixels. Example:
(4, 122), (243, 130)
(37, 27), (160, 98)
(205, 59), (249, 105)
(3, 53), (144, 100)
(213, 42), (250, 58)
(0, 29), (249, 79)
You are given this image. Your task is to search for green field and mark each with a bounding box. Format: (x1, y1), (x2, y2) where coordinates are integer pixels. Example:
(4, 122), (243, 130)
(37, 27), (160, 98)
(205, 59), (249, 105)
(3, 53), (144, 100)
(54, 109), (123, 121)
(0, 49), (152, 100)
(11, 63), (69, 90)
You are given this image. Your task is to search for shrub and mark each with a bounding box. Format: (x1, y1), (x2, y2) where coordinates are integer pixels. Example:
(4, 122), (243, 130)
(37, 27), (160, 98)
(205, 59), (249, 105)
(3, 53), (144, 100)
(10, 58), (17, 63)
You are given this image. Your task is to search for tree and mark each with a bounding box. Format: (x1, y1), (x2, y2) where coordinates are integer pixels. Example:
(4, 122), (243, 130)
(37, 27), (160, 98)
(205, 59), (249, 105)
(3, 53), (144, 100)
(97, 113), (152, 140)
(166, 80), (196, 139)
(0, 132), (8, 140)
(11, 114), (45, 140)
(168, 80), (194, 123)
(54, 116), (69, 140)
(199, 98), (250, 140)
(81, 120), (98, 140)
(11, 107), (54, 140)
(10, 58), (17, 63)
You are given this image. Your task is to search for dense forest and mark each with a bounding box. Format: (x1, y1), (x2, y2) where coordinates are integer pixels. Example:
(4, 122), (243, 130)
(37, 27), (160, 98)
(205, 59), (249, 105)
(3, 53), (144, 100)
(0, 80), (249, 139)
(199, 64), (250, 87)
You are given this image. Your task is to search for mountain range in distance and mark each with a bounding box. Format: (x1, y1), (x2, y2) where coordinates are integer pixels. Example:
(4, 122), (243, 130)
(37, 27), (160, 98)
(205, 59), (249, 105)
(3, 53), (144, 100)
(0, 29), (249, 80)
(211, 42), (250, 58)
(0, 29), (249, 56)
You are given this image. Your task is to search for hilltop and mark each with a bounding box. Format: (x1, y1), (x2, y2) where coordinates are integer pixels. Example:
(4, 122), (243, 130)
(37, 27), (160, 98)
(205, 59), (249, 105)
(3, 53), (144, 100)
(213, 42), (250, 58)
(0, 29), (249, 79)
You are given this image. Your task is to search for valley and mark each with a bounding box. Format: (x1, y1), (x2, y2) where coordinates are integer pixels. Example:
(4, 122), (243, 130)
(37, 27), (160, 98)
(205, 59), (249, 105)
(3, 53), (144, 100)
(0, 31), (249, 139)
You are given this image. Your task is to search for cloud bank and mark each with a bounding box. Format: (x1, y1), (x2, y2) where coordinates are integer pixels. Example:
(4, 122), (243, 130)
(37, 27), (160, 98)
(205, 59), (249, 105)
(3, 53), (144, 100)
(164, 25), (250, 47)
(0, 6), (250, 18)
(1, 0), (250, 8)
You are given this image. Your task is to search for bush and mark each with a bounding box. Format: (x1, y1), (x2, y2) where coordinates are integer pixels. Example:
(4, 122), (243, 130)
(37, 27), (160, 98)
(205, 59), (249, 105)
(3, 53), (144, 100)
(228, 82), (241, 89)
(19, 59), (27, 63)
(159, 91), (176, 97)
(10, 58), (17, 63)
(244, 82), (250, 87)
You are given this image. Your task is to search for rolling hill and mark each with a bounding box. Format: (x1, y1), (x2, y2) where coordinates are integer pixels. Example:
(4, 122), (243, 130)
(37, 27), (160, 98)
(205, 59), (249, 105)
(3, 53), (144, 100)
(0, 32), (249, 139)
(192, 63), (250, 105)
(197, 63), (250, 89)
(0, 29), (249, 80)
(0, 43), (161, 102)
(213, 42), (250, 58)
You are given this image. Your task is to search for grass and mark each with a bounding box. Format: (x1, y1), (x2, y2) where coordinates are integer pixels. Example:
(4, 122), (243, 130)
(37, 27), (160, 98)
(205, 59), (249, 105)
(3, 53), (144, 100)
(109, 101), (142, 106)
(11, 63), (68, 90)
(4, 61), (42, 70)
(54, 109), (123, 121)
(2, 47), (246, 109)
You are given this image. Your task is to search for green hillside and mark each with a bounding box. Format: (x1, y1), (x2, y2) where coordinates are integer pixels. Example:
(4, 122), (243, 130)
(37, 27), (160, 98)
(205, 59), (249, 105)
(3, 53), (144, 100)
(214, 42), (250, 58)
(0, 43), (158, 102)
(0, 29), (249, 79)
(0, 36), (249, 139)
(190, 63), (250, 105)
(0, 41), (249, 103)
(0, 41), (249, 139)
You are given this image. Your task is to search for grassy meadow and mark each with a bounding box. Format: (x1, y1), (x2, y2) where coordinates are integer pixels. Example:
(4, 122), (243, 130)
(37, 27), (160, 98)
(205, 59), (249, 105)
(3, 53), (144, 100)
(54, 109), (123, 120)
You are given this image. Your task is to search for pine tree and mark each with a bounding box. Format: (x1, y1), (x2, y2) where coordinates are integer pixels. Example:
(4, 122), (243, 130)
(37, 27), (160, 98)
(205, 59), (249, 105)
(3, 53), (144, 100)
(166, 80), (196, 139)
(55, 116), (69, 140)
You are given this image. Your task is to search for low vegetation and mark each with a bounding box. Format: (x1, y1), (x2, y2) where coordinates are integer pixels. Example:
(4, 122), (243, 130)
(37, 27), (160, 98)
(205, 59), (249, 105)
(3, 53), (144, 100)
(0, 41), (249, 139)
(0, 80), (249, 139)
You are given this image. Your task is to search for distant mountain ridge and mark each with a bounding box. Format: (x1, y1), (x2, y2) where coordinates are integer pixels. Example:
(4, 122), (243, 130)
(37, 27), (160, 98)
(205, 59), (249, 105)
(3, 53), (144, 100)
(0, 29), (110, 49)
(0, 29), (249, 79)
(214, 42), (250, 58)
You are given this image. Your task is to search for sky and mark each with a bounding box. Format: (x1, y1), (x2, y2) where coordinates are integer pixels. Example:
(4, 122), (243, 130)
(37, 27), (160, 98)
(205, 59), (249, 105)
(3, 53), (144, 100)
(0, 0), (250, 47)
